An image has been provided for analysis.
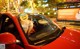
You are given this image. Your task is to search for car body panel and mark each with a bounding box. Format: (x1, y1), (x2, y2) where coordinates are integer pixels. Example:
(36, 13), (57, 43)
(41, 28), (80, 49)
(0, 32), (16, 44)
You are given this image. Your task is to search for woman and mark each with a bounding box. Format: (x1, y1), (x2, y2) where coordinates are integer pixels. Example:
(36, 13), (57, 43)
(20, 14), (34, 35)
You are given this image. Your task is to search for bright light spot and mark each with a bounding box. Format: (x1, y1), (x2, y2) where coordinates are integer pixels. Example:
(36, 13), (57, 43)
(64, 7), (67, 8)
(53, 8), (57, 11)
(24, 8), (38, 13)
(70, 6), (76, 8)
(42, 4), (49, 7)
(53, 8), (56, 11)
(16, 40), (20, 43)
(48, 12), (50, 15)
(42, 13), (44, 14)
(24, 8), (32, 13)
(38, 13), (40, 14)
(54, 12), (57, 15)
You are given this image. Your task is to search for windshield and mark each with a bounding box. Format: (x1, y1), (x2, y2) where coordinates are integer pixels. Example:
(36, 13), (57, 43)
(18, 13), (62, 46)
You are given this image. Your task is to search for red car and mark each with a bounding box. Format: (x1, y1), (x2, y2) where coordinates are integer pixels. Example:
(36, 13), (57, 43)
(0, 12), (80, 49)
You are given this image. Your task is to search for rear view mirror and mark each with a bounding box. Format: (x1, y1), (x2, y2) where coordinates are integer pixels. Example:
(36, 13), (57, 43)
(0, 32), (16, 44)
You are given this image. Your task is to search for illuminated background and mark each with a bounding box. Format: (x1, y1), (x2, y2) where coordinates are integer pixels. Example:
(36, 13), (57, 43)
(0, 0), (80, 30)
(1, 0), (79, 17)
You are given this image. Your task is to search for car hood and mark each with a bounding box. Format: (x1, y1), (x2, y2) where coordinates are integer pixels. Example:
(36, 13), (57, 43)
(60, 28), (80, 46)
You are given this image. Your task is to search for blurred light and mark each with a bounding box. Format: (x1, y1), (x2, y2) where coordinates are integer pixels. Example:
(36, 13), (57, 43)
(42, 13), (44, 14)
(70, 6), (76, 8)
(64, 7), (67, 8)
(53, 8), (57, 11)
(22, 0), (25, 1)
(38, 13), (40, 14)
(53, 8), (56, 11)
(54, 12), (57, 15)
(38, 1), (41, 3)
(42, 4), (49, 7)
(24, 8), (32, 13)
(24, 8), (38, 13)
(48, 12), (50, 15)
(43, 0), (48, 2)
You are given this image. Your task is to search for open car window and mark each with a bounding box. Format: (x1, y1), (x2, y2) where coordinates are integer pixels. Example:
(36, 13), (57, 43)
(18, 14), (62, 46)
(0, 14), (24, 47)
(0, 14), (2, 32)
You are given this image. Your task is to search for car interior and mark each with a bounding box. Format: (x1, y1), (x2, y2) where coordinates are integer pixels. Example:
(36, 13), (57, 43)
(0, 14), (25, 48)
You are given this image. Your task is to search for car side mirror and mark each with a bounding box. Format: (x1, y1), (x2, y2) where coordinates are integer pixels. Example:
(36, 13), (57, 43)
(0, 32), (16, 44)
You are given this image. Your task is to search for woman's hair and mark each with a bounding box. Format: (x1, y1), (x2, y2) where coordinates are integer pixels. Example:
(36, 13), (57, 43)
(20, 14), (28, 21)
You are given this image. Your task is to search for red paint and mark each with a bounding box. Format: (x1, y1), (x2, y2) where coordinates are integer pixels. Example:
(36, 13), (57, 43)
(41, 28), (80, 49)
(0, 32), (16, 44)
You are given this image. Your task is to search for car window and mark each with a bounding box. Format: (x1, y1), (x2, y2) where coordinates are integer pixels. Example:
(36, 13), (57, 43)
(18, 14), (62, 46)
(0, 14), (2, 32)
(0, 14), (24, 47)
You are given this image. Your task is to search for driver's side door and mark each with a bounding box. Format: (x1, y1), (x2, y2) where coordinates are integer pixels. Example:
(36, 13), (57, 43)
(0, 13), (24, 49)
